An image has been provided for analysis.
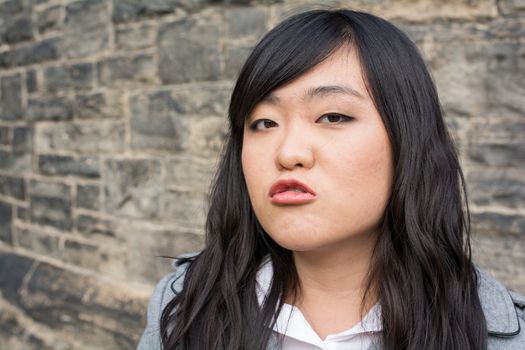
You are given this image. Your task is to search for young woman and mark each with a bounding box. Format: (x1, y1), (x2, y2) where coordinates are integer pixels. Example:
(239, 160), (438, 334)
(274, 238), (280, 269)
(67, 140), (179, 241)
(138, 9), (525, 350)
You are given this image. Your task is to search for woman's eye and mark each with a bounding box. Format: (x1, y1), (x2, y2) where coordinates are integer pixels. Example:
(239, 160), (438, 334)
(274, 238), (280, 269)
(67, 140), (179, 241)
(249, 119), (277, 131)
(317, 113), (353, 124)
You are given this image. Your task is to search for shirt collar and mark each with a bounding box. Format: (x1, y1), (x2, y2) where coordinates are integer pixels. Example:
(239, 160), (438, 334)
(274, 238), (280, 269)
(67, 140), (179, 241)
(255, 256), (521, 338)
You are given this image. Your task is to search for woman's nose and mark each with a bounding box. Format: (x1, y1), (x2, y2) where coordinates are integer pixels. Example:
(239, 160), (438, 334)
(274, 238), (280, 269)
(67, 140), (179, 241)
(275, 125), (315, 170)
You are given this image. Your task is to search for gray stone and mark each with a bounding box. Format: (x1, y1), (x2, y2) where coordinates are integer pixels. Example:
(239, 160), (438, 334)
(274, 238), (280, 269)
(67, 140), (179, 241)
(12, 127), (32, 153)
(189, 115), (228, 157)
(35, 120), (126, 154)
(0, 127), (9, 145)
(16, 206), (29, 222)
(0, 1), (25, 17)
(0, 251), (34, 306)
(225, 45), (253, 79)
(38, 155), (100, 178)
(27, 96), (73, 121)
(4, 14), (33, 44)
(0, 74), (23, 121)
(472, 211), (525, 235)
(166, 156), (216, 191)
(44, 63), (94, 92)
(103, 159), (162, 219)
(498, 0), (525, 14)
(467, 143), (525, 167)
(115, 24), (156, 50)
(76, 184), (100, 210)
(0, 201), (12, 244)
(159, 14), (222, 83)
(19, 260), (145, 349)
(97, 54), (157, 86)
(129, 91), (191, 152)
(162, 189), (207, 227)
(75, 91), (122, 120)
(29, 180), (72, 231)
(0, 175), (26, 200)
(0, 38), (60, 68)
(76, 214), (115, 237)
(37, 5), (61, 34)
(225, 6), (266, 39)
(26, 69), (37, 93)
(15, 227), (60, 258)
(485, 42), (525, 116)
(467, 169), (525, 208)
(112, 0), (206, 23)
(122, 225), (204, 283)
(62, 239), (101, 270)
(62, 0), (109, 58)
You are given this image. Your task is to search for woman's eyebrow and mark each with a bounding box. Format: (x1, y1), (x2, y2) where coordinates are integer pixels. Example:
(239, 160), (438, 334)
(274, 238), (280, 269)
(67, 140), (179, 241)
(260, 84), (365, 105)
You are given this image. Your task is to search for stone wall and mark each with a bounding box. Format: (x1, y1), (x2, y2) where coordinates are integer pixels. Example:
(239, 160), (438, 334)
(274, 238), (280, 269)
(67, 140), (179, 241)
(0, 0), (523, 349)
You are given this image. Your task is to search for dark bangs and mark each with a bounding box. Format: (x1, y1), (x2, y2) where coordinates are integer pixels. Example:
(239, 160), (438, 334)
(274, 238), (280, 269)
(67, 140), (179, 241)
(228, 10), (354, 132)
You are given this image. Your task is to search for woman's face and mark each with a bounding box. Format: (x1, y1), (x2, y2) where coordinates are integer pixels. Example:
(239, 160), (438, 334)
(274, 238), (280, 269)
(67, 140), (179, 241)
(241, 47), (394, 252)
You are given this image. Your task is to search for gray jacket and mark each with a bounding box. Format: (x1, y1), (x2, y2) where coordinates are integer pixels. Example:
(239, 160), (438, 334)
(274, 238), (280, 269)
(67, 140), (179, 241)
(137, 253), (525, 350)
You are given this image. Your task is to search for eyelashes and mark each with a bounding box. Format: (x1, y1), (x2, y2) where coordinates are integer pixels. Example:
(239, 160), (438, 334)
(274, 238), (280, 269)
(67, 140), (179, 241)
(248, 113), (354, 131)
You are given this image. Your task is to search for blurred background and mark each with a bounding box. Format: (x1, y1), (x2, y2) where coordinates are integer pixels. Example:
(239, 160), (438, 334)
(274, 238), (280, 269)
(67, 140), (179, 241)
(0, 0), (523, 349)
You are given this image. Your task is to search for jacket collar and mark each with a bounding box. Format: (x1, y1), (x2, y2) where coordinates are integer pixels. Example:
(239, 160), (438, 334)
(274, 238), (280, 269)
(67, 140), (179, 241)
(476, 268), (521, 337)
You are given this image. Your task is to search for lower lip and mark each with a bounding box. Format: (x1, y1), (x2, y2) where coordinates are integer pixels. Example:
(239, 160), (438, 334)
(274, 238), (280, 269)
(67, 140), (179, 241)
(271, 191), (316, 204)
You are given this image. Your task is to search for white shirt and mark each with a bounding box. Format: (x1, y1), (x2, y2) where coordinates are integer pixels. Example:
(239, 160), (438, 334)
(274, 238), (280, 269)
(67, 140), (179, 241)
(255, 256), (383, 350)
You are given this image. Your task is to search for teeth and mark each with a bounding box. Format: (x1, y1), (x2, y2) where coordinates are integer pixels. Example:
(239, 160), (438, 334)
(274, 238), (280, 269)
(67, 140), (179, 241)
(288, 188), (305, 193)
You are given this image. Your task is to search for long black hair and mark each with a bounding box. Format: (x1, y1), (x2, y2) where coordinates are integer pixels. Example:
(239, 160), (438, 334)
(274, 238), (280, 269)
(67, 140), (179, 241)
(160, 9), (487, 350)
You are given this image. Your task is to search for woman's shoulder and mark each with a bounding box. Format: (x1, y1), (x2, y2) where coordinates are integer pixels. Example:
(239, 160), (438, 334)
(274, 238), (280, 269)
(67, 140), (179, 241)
(136, 251), (200, 350)
(475, 267), (525, 349)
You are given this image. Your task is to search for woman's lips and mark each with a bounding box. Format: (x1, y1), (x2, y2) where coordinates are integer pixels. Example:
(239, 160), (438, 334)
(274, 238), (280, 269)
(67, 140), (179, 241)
(269, 178), (316, 204)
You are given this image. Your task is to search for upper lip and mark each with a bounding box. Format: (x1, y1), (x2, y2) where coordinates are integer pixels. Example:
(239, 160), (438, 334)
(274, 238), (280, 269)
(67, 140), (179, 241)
(269, 178), (316, 197)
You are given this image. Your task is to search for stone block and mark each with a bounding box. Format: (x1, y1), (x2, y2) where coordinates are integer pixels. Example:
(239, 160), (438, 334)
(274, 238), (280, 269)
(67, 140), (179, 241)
(467, 169), (525, 209)
(113, 0), (206, 23)
(44, 63), (94, 92)
(485, 42), (525, 116)
(129, 91), (191, 152)
(0, 73), (23, 121)
(75, 91), (123, 120)
(62, 0), (109, 58)
(225, 6), (266, 39)
(76, 185), (100, 210)
(467, 143), (525, 167)
(0, 252), (34, 306)
(189, 115), (228, 157)
(498, 0), (525, 14)
(62, 239), (101, 270)
(122, 225), (204, 283)
(35, 120), (126, 154)
(4, 14), (33, 44)
(37, 5), (61, 34)
(19, 260), (146, 349)
(38, 155), (100, 178)
(15, 227), (60, 259)
(103, 159), (162, 219)
(26, 69), (38, 93)
(0, 1), (25, 17)
(115, 24), (156, 50)
(27, 96), (73, 121)
(0, 127), (9, 145)
(76, 214), (115, 237)
(472, 211), (525, 235)
(16, 206), (29, 222)
(0, 201), (13, 244)
(159, 14), (222, 84)
(162, 190), (207, 227)
(166, 156), (216, 191)
(12, 127), (33, 153)
(29, 180), (72, 231)
(0, 38), (60, 68)
(225, 45), (253, 79)
(0, 175), (26, 200)
(0, 151), (32, 173)
(97, 54), (157, 86)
